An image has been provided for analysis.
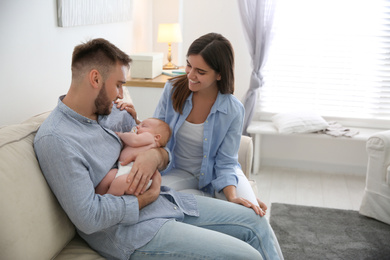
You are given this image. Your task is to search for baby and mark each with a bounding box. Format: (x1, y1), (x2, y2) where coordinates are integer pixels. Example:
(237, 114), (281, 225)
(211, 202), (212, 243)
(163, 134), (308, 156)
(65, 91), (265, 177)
(95, 118), (171, 196)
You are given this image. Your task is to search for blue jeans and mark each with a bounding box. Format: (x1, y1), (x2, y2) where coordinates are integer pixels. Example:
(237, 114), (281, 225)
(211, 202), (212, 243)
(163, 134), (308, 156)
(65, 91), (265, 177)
(130, 196), (280, 260)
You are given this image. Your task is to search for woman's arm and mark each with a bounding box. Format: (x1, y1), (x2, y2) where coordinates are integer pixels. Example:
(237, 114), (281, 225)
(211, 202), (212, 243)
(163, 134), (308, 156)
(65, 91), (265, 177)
(210, 98), (266, 215)
(211, 106), (243, 192)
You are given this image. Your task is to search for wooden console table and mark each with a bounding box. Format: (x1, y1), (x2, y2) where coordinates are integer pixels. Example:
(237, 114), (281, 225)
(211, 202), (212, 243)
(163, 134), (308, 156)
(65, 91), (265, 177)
(124, 74), (173, 119)
(124, 74), (172, 88)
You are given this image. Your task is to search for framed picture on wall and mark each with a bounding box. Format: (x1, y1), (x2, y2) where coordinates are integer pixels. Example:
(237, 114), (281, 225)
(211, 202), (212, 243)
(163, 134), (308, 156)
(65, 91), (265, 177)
(57, 0), (132, 27)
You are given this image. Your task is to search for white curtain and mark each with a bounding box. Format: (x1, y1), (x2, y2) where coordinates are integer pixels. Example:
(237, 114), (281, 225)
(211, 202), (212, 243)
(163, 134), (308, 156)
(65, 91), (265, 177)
(238, 0), (276, 135)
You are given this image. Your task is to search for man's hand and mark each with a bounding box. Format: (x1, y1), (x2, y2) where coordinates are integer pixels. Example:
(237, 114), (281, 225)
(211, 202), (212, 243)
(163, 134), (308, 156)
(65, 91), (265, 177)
(123, 148), (168, 195)
(136, 170), (161, 209)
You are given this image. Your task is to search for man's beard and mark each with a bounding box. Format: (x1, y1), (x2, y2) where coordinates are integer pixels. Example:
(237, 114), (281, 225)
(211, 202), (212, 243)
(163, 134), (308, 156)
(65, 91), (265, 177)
(94, 83), (113, 116)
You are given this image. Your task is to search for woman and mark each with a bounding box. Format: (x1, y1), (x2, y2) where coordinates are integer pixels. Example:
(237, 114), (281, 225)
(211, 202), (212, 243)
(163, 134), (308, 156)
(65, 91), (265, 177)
(154, 33), (267, 216)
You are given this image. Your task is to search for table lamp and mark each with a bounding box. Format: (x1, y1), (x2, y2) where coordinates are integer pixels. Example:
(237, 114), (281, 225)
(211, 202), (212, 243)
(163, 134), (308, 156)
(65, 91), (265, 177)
(158, 23), (182, 70)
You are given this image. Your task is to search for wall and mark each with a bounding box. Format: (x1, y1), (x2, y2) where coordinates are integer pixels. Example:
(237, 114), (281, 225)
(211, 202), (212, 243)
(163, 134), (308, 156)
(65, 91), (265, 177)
(0, 0), (152, 126)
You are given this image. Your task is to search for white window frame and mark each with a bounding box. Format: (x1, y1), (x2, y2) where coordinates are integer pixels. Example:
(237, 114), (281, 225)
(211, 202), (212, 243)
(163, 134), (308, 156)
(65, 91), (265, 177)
(256, 0), (390, 130)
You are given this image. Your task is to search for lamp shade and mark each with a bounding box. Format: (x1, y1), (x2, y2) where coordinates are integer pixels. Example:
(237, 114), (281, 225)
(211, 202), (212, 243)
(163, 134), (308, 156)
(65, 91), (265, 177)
(157, 23), (183, 43)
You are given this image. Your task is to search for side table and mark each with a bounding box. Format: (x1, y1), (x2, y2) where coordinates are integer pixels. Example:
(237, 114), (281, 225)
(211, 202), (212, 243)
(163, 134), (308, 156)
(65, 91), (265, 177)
(124, 74), (172, 120)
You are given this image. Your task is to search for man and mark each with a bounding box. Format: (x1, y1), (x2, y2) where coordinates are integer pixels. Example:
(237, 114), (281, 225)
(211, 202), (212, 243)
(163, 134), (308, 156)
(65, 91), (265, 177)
(34, 38), (280, 260)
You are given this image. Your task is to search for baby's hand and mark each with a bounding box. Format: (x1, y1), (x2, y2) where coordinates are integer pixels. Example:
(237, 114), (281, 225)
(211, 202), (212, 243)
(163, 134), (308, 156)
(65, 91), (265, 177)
(115, 100), (132, 110)
(115, 101), (140, 124)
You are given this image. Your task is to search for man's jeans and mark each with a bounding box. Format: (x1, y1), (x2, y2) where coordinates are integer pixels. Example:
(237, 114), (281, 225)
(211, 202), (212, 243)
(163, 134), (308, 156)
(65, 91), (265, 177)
(130, 196), (280, 260)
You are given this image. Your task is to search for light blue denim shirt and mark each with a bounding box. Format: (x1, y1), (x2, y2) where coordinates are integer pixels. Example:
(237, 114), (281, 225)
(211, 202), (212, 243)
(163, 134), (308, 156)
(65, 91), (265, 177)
(34, 96), (198, 260)
(154, 80), (244, 195)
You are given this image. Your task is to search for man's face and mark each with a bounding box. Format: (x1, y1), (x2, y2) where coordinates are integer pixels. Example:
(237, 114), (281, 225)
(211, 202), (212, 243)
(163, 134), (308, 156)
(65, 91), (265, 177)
(94, 63), (127, 115)
(94, 82), (112, 115)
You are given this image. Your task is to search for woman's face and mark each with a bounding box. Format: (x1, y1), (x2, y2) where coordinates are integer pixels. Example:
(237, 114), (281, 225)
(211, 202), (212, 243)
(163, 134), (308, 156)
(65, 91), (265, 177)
(185, 54), (221, 93)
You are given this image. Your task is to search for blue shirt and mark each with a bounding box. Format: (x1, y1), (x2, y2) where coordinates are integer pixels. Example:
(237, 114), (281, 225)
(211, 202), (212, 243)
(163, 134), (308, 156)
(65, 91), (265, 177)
(154, 81), (245, 195)
(34, 97), (199, 260)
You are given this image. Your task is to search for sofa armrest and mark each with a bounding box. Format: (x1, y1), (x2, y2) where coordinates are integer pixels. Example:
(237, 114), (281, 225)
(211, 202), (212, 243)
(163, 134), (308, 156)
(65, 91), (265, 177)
(238, 135), (253, 179)
(366, 130), (390, 185)
(359, 130), (390, 225)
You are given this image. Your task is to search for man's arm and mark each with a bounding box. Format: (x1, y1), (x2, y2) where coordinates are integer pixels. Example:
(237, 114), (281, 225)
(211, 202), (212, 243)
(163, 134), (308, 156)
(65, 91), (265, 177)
(121, 147), (169, 196)
(34, 134), (141, 234)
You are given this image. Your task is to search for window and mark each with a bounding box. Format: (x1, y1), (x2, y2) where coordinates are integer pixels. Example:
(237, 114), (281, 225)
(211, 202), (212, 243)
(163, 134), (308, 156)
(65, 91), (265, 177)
(258, 0), (390, 129)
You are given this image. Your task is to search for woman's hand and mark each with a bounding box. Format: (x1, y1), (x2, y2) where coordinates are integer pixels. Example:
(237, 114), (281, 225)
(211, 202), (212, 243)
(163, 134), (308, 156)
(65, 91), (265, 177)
(229, 197), (267, 217)
(115, 100), (140, 124)
(223, 185), (267, 216)
(257, 198), (268, 214)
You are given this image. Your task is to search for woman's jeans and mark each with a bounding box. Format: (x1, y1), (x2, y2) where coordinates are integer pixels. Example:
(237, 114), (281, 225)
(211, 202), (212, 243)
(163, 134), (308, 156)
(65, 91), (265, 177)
(130, 196), (280, 260)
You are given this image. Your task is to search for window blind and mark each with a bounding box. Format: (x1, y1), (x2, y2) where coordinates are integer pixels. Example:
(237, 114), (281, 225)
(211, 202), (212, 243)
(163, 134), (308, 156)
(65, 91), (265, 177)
(257, 0), (390, 129)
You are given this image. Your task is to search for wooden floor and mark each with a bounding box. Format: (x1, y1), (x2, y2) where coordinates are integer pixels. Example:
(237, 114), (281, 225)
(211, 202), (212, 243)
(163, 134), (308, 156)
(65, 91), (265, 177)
(252, 166), (366, 217)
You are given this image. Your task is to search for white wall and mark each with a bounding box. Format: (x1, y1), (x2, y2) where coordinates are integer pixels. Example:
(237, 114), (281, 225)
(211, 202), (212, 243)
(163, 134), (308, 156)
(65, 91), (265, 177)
(0, 0), (151, 126)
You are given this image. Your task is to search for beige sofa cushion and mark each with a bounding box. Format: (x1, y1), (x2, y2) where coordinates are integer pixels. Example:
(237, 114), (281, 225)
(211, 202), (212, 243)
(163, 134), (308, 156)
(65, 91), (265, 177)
(55, 234), (105, 260)
(238, 135), (253, 179)
(0, 112), (75, 259)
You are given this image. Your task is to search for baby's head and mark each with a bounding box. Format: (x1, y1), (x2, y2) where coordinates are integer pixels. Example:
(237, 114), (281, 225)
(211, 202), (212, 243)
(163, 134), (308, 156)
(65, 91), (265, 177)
(136, 118), (171, 147)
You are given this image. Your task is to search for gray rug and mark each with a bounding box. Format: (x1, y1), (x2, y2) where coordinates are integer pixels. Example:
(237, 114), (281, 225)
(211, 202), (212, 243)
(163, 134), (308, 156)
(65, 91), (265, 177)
(270, 203), (390, 260)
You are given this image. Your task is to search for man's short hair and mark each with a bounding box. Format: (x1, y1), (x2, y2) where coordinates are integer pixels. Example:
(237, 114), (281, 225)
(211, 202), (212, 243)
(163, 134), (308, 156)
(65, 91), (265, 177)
(71, 38), (132, 81)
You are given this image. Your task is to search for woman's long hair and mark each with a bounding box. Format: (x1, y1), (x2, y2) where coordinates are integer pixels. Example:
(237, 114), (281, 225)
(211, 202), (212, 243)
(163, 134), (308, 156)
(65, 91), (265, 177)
(171, 33), (235, 113)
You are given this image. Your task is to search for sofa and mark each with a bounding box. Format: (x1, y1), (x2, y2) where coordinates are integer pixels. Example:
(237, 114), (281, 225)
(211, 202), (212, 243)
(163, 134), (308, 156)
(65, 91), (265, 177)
(359, 130), (390, 225)
(0, 109), (254, 259)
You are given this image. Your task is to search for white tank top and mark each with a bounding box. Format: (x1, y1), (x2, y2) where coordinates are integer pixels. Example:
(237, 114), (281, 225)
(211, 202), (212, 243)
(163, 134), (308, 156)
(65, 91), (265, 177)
(174, 120), (204, 177)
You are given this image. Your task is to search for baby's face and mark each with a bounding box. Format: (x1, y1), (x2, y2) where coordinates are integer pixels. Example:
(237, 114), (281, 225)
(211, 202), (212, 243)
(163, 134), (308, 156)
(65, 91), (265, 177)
(136, 119), (159, 135)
